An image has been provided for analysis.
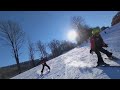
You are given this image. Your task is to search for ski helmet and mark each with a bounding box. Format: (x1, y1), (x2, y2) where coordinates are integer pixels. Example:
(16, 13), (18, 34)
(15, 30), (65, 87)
(92, 28), (100, 35)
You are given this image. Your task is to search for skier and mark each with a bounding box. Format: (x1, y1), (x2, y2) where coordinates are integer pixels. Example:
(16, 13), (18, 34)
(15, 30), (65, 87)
(40, 57), (50, 75)
(90, 27), (113, 66)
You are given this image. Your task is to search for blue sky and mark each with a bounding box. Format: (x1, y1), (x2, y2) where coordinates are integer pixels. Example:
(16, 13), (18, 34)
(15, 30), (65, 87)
(0, 11), (117, 67)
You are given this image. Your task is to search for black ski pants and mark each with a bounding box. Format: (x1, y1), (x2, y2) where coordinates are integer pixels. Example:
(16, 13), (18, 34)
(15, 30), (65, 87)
(94, 48), (112, 64)
(41, 63), (50, 73)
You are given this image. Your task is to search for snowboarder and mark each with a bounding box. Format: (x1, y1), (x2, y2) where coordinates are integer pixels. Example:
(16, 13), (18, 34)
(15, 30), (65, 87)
(40, 57), (50, 75)
(90, 27), (113, 66)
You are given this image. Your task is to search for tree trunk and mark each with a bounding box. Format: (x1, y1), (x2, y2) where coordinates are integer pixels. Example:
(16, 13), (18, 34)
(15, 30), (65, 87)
(15, 56), (21, 74)
(31, 59), (35, 67)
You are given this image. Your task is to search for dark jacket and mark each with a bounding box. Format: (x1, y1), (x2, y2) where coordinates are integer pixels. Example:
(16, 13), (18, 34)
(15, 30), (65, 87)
(41, 57), (47, 65)
(90, 34), (107, 50)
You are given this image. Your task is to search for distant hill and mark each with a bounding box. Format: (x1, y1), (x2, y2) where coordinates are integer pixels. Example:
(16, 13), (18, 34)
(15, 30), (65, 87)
(0, 59), (40, 79)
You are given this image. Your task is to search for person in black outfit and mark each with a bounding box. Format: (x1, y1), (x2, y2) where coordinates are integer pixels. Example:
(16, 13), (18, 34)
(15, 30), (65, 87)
(41, 57), (50, 74)
(90, 28), (113, 66)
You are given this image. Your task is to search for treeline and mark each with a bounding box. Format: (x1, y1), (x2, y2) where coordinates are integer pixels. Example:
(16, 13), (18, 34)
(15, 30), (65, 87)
(29, 39), (77, 65)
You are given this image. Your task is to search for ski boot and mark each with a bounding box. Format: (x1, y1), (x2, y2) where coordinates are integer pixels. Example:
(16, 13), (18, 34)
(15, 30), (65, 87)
(108, 53), (113, 60)
(97, 62), (110, 67)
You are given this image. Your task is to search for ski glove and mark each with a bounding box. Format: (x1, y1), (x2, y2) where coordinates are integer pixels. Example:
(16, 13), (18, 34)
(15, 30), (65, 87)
(90, 49), (93, 54)
(104, 44), (108, 47)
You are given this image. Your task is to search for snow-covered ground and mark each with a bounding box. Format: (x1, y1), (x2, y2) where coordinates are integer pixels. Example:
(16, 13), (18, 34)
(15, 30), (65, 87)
(12, 23), (120, 79)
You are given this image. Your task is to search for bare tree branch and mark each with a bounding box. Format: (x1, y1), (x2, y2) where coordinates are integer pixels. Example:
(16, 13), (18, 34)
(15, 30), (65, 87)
(0, 20), (25, 73)
(36, 40), (48, 58)
(71, 16), (91, 45)
(28, 39), (35, 67)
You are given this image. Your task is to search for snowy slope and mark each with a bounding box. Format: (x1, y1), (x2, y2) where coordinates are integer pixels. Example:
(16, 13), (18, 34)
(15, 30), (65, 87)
(101, 22), (120, 59)
(12, 23), (120, 79)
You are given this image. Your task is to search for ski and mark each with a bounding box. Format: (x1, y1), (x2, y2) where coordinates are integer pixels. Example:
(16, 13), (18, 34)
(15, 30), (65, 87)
(95, 65), (120, 68)
(104, 56), (120, 60)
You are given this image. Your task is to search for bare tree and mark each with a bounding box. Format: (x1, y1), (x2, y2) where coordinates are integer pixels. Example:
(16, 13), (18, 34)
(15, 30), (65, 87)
(0, 20), (25, 73)
(71, 16), (85, 31)
(71, 16), (90, 45)
(60, 40), (76, 52)
(36, 40), (48, 58)
(48, 40), (76, 58)
(48, 39), (61, 57)
(28, 39), (35, 67)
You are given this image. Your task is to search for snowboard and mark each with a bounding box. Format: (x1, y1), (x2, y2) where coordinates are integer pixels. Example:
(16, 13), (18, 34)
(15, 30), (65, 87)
(37, 71), (50, 79)
(96, 65), (120, 68)
(95, 63), (120, 68)
(104, 56), (120, 60)
(95, 56), (120, 68)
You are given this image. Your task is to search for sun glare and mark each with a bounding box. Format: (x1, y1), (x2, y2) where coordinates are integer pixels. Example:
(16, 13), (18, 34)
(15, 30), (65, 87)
(67, 30), (77, 42)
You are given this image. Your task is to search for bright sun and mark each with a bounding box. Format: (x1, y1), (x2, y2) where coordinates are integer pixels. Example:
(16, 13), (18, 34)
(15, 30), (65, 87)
(67, 30), (77, 42)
